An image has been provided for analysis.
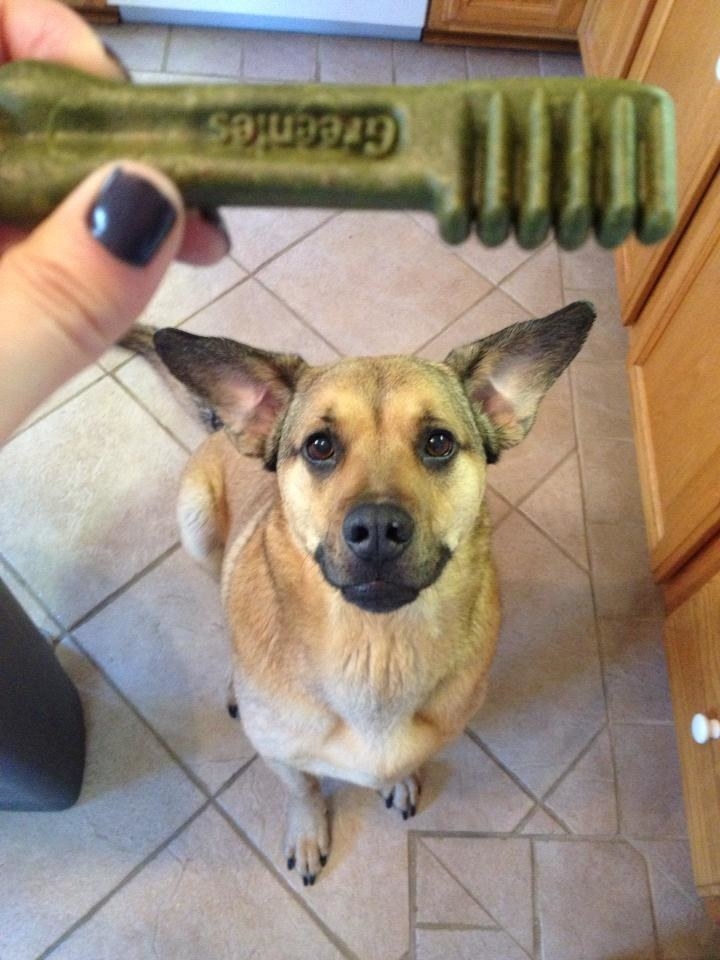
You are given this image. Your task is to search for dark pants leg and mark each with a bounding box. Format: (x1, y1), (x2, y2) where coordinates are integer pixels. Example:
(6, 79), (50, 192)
(0, 580), (85, 811)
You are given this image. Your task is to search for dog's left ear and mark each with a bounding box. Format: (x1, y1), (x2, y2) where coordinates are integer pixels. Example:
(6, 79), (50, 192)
(445, 301), (595, 461)
(153, 328), (306, 464)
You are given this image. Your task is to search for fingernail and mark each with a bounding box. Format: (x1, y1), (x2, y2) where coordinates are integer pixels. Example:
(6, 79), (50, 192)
(88, 169), (177, 267)
(199, 207), (231, 251)
(102, 41), (131, 81)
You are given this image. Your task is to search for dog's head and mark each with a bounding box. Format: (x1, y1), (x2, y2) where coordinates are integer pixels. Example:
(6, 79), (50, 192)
(154, 301), (594, 614)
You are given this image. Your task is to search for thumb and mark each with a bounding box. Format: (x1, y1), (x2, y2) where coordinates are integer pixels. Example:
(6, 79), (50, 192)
(0, 162), (184, 439)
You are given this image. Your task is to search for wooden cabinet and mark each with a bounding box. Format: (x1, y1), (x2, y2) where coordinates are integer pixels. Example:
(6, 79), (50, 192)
(578, 0), (656, 78)
(613, 0), (720, 323)
(579, 0), (720, 918)
(424, 0), (585, 49)
(628, 171), (720, 582)
(665, 570), (720, 910)
(63, 0), (119, 23)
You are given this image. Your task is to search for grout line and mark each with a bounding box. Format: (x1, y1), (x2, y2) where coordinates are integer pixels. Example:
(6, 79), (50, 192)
(0, 550), (66, 638)
(38, 801), (211, 959)
(8, 368), (107, 442)
(634, 842), (664, 960)
(531, 839), (542, 960)
(161, 25), (171, 71)
(67, 542), (181, 634)
(251, 274), (344, 359)
(410, 282), (498, 358)
(407, 832), (418, 960)
(415, 922), (495, 931)
(229, 208), (339, 277)
(110, 371), (194, 454)
(210, 799), (362, 960)
(66, 635), (212, 800)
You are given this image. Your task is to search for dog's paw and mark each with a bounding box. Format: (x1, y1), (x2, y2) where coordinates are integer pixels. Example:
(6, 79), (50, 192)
(381, 774), (421, 820)
(285, 793), (330, 887)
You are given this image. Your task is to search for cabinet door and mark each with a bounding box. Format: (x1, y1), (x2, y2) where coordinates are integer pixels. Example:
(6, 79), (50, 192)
(628, 170), (720, 580)
(426, 0), (585, 43)
(614, 0), (720, 322)
(665, 569), (720, 907)
(578, 0), (656, 78)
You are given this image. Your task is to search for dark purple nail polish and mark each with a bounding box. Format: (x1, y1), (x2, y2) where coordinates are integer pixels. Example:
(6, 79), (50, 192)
(88, 169), (177, 267)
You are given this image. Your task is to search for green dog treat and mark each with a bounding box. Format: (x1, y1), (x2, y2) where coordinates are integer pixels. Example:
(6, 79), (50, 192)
(0, 60), (676, 249)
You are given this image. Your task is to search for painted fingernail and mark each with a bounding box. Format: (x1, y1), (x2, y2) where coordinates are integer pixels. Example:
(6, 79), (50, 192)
(102, 41), (131, 81)
(199, 207), (231, 251)
(88, 169), (177, 267)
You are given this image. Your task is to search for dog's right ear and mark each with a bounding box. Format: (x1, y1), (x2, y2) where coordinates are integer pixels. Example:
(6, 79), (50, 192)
(153, 328), (306, 463)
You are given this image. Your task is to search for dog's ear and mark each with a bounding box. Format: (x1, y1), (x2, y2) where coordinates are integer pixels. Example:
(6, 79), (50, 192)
(444, 301), (595, 462)
(153, 328), (306, 464)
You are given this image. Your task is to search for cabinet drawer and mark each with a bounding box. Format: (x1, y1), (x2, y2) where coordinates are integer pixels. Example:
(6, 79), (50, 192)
(629, 170), (720, 579)
(579, 0), (656, 78)
(614, 0), (720, 322)
(665, 568), (720, 901)
(425, 0), (585, 43)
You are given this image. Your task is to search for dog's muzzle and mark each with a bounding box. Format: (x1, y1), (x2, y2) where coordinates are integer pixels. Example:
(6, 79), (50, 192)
(317, 501), (450, 614)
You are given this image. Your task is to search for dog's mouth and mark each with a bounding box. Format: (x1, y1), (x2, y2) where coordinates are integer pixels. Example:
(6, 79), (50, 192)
(340, 580), (419, 614)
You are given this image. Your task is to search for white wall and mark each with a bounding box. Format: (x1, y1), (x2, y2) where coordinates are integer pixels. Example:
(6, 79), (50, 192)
(119, 0), (428, 39)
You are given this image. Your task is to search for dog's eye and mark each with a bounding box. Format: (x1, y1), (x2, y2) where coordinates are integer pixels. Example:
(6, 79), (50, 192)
(305, 432), (335, 463)
(424, 430), (456, 460)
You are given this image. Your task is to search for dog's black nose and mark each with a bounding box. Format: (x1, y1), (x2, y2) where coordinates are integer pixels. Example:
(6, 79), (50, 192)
(343, 503), (414, 563)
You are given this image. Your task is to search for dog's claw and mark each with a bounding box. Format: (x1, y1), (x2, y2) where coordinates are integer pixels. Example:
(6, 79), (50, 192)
(227, 703), (239, 719)
(287, 856), (296, 871)
(385, 791), (394, 809)
(303, 874), (316, 887)
(319, 853), (328, 867)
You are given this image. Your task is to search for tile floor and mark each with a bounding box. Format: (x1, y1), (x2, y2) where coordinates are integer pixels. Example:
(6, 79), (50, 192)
(1, 22), (718, 960)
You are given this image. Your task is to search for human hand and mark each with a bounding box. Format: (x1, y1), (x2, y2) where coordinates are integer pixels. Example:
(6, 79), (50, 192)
(0, 0), (230, 441)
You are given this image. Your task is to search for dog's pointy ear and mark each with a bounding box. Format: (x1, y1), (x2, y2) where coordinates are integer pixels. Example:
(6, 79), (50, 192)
(444, 301), (595, 462)
(153, 328), (306, 464)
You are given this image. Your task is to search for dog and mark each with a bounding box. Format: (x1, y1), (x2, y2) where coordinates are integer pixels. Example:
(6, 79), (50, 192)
(122, 299), (595, 885)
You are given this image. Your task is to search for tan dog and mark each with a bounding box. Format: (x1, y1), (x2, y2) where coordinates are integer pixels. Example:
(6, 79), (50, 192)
(125, 300), (594, 885)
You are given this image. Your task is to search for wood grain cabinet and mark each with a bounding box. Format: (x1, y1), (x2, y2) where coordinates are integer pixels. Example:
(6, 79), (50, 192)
(63, 0), (118, 23)
(425, 0), (585, 49)
(579, 0), (720, 917)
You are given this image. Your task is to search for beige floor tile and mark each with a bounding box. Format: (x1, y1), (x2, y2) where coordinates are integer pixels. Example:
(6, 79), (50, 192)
(420, 837), (534, 954)
(536, 840), (656, 960)
(259, 212), (491, 356)
(599, 618), (673, 723)
(579, 436), (645, 524)
(97, 24), (169, 71)
(415, 840), (495, 926)
(572, 360), (634, 440)
(500, 242), (563, 317)
(16, 365), (104, 433)
(587, 521), (663, 619)
(519, 806), (567, 835)
(0, 643), (203, 960)
(221, 207), (335, 272)
(220, 735), (531, 960)
(614, 724), (687, 837)
(467, 47), (541, 77)
(74, 549), (256, 793)
(540, 51), (584, 76)
(416, 928), (529, 960)
(319, 36), (393, 83)
(0, 558), (62, 641)
(48, 806), (344, 960)
(635, 839), (720, 959)
(545, 729), (618, 835)
(393, 41), (467, 83)
(180, 277), (340, 364)
(485, 486), (513, 528)
(486, 373), (575, 504)
(0, 379), (186, 627)
(472, 511), (605, 795)
(416, 287), (531, 360)
(100, 258), (246, 372)
(565, 285), (628, 361)
(165, 26), (243, 76)
(520, 453), (589, 569)
(243, 31), (318, 82)
(560, 235), (618, 289)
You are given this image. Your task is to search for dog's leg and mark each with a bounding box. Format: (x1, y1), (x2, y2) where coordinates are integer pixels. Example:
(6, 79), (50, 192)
(381, 773), (422, 820)
(177, 464), (227, 582)
(267, 761), (330, 886)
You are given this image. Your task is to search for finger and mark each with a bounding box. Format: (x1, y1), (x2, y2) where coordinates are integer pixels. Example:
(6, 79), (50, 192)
(0, 0), (125, 79)
(178, 209), (231, 265)
(0, 161), (184, 440)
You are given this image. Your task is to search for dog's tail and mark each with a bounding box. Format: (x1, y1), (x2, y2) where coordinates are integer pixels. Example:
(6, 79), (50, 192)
(118, 324), (224, 433)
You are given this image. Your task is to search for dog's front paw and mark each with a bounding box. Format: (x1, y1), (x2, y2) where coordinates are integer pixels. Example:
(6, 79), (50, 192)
(285, 793), (330, 887)
(382, 774), (421, 820)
